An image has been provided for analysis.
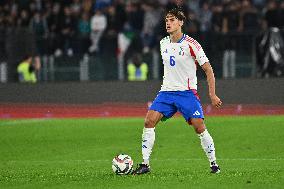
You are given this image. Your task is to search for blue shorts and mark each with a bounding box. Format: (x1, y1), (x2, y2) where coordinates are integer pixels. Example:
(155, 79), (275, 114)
(149, 90), (204, 122)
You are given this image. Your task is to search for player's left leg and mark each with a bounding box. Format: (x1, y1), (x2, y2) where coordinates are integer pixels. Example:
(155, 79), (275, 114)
(176, 90), (220, 173)
(189, 118), (220, 174)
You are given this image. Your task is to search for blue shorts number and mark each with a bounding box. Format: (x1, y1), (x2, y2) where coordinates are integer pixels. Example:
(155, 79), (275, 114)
(170, 56), (175, 66)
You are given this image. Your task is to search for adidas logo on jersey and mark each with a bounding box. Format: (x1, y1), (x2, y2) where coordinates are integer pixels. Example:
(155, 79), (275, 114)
(193, 110), (201, 116)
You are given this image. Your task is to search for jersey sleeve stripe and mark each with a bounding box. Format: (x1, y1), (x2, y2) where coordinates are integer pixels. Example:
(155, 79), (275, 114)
(185, 36), (201, 50)
(189, 44), (196, 58)
(188, 44), (198, 68)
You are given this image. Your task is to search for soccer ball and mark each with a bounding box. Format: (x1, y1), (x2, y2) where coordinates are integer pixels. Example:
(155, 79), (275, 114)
(112, 154), (134, 175)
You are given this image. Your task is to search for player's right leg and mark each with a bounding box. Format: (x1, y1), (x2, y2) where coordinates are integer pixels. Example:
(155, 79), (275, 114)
(133, 92), (176, 175)
(142, 110), (163, 164)
(133, 110), (163, 175)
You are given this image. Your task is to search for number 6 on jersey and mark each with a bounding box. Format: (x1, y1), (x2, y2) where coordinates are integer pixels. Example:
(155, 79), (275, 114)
(170, 56), (175, 66)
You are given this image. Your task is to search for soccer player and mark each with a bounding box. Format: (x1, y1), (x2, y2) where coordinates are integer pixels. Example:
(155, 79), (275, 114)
(132, 8), (222, 175)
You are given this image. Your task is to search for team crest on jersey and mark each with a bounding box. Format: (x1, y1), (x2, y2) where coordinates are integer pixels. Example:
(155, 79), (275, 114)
(179, 47), (185, 56)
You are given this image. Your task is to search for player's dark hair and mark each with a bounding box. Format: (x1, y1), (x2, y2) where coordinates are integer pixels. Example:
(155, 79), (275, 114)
(165, 8), (186, 22)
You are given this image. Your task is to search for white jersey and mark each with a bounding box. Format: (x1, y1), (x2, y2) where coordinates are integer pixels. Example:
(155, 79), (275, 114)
(160, 34), (209, 91)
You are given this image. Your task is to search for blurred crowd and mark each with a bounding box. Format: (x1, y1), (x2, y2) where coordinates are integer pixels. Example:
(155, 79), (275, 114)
(0, 0), (284, 57)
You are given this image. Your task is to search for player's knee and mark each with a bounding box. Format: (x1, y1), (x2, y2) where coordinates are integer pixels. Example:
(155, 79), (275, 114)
(191, 118), (206, 134)
(194, 125), (205, 134)
(144, 117), (156, 128)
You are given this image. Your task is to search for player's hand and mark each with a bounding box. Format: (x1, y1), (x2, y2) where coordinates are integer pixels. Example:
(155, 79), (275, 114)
(210, 95), (222, 108)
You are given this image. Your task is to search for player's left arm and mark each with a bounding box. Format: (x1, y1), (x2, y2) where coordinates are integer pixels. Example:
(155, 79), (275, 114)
(201, 62), (222, 108)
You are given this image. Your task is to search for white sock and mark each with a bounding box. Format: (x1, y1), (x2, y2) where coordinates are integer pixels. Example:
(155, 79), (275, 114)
(198, 129), (217, 165)
(142, 128), (155, 165)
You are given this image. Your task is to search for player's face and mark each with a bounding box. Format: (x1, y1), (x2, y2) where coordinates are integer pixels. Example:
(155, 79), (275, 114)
(165, 15), (183, 34)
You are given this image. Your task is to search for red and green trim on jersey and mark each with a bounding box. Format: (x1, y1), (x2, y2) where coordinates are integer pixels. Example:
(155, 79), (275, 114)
(184, 36), (199, 69)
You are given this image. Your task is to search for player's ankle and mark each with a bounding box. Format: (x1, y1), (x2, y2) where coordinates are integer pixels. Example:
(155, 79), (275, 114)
(143, 159), (150, 165)
(210, 160), (218, 167)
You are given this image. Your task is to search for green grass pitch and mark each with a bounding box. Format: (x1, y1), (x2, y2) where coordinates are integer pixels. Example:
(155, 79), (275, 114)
(0, 116), (284, 189)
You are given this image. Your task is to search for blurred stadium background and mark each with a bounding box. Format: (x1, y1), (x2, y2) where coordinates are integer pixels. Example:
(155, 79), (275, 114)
(0, 0), (283, 116)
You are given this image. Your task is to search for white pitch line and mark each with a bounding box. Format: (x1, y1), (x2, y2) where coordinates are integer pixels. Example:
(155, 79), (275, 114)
(152, 158), (284, 161)
(153, 158), (284, 161)
(0, 118), (51, 126)
(219, 158), (284, 161)
(2, 158), (284, 164)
